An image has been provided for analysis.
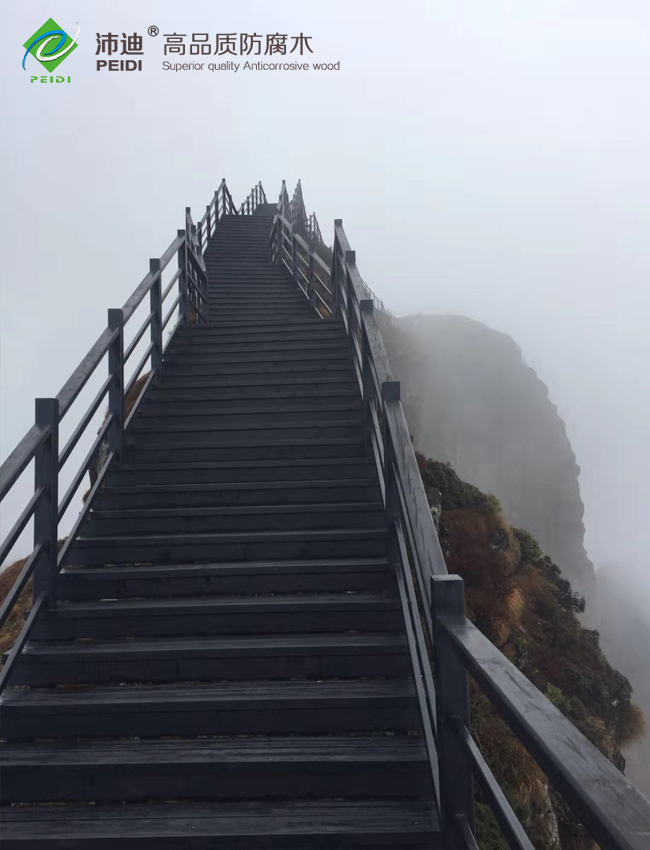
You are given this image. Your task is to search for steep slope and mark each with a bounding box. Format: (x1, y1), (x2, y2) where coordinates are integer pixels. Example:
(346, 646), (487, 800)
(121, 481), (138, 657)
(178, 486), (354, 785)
(417, 454), (644, 850)
(382, 313), (595, 598)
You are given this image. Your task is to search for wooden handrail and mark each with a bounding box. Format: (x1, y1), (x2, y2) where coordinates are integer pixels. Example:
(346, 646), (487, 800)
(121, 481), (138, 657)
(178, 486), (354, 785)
(270, 183), (650, 849)
(0, 178), (242, 692)
(437, 584), (650, 850)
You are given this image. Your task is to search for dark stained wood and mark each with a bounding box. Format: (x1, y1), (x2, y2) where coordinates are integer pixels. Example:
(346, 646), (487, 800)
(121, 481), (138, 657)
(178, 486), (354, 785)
(1, 801), (441, 848)
(444, 613), (650, 850)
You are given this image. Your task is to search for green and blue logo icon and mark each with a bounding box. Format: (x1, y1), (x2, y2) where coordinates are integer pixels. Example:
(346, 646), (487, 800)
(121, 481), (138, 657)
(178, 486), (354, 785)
(22, 18), (79, 72)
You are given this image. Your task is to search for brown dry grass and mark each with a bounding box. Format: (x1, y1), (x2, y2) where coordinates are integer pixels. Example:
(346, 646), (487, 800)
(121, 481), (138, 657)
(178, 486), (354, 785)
(442, 508), (523, 645)
(0, 557), (32, 662)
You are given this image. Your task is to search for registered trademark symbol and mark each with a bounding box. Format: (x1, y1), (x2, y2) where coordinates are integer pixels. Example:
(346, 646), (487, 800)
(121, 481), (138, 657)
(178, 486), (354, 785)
(148, 26), (159, 37)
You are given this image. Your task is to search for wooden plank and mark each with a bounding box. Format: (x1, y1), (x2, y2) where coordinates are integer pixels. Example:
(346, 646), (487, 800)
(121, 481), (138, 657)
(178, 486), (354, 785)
(445, 616), (650, 850)
(1, 737), (429, 803)
(1, 679), (421, 739)
(1, 801), (441, 848)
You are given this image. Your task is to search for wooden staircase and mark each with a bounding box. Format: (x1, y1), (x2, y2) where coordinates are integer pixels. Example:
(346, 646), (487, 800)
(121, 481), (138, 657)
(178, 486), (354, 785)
(1, 209), (442, 846)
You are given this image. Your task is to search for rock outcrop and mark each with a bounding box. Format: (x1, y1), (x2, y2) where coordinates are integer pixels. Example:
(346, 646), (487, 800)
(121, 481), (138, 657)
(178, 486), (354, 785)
(382, 313), (595, 598)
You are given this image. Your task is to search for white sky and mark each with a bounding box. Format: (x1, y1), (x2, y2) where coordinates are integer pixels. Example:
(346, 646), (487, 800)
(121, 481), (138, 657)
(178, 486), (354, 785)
(1, 1), (650, 611)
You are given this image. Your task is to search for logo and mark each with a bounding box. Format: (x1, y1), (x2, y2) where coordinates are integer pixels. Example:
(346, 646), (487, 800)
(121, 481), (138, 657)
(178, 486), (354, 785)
(23, 18), (79, 72)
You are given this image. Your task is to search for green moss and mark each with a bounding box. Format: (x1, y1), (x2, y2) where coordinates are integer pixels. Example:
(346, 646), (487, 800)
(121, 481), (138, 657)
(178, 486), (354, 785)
(513, 527), (544, 565)
(475, 803), (509, 850)
(416, 454), (501, 512)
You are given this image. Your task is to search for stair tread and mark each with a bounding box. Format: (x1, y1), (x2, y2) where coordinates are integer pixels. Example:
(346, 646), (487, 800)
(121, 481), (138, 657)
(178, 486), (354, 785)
(1, 678), (416, 709)
(40, 592), (396, 616)
(73, 528), (386, 546)
(21, 632), (407, 658)
(102, 478), (377, 495)
(89, 502), (384, 519)
(115, 457), (374, 471)
(1, 800), (440, 839)
(61, 556), (388, 578)
(2, 735), (424, 764)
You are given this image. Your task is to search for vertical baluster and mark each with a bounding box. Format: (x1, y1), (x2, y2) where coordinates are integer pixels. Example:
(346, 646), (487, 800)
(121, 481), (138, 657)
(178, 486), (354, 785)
(107, 309), (124, 462)
(360, 301), (374, 452)
(345, 251), (356, 358)
(177, 230), (188, 325)
(149, 259), (163, 377)
(205, 205), (211, 242)
(308, 251), (315, 311)
(33, 398), (59, 605)
(432, 574), (474, 845)
(291, 233), (298, 289)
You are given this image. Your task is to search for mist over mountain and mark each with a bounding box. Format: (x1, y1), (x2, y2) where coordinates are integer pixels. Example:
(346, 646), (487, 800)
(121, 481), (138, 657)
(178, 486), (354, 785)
(383, 314), (595, 597)
(382, 312), (649, 796)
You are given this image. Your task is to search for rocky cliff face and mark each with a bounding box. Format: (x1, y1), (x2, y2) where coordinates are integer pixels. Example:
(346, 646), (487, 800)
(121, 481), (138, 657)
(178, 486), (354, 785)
(382, 313), (595, 598)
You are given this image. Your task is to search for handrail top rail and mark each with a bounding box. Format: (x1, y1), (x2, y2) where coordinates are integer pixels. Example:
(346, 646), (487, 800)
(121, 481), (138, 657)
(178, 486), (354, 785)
(331, 220), (448, 582)
(0, 424), (50, 501)
(439, 605), (650, 850)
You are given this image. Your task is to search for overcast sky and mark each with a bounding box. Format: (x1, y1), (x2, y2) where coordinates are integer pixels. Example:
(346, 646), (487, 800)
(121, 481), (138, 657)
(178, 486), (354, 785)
(2, 1), (650, 611)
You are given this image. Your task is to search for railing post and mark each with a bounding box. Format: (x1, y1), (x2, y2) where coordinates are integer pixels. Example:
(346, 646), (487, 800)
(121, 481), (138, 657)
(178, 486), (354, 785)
(149, 259), (163, 378)
(345, 251), (357, 357)
(107, 309), (124, 462)
(432, 574), (474, 845)
(205, 205), (211, 241)
(271, 218), (278, 264)
(177, 230), (188, 325)
(332, 222), (342, 318)
(33, 398), (59, 605)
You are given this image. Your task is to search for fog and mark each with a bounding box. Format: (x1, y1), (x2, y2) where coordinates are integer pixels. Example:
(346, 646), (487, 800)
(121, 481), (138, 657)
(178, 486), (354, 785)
(2, 0), (649, 765)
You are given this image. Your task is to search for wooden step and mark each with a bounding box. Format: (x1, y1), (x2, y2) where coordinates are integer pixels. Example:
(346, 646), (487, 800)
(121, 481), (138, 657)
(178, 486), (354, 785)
(143, 388), (359, 407)
(173, 323), (343, 341)
(122, 436), (366, 464)
(157, 369), (352, 386)
(126, 419), (363, 445)
(0, 800), (441, 848)
(57, 557), (392, 600)
(30, 590), (396, 639)
(82, 502), (386, 536)
(175, 318), (342, 334)
(161, 356), (351, 375)
(107, 457), (377, 486)
(8, 632), (409, 685)
(1, 736), (428, 802)
(94, 478), (378, 510)
(0, 678), (420, 739)
(136, 399), (362, 420)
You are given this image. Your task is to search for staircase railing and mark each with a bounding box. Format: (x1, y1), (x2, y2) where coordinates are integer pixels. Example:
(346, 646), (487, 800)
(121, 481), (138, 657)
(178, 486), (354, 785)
(270, 209), (334, 318)
(0, 181), (236, 694)
(197, 179), (237, 253)
(239, 181), (267, 215)
(271, 185), (650, 850)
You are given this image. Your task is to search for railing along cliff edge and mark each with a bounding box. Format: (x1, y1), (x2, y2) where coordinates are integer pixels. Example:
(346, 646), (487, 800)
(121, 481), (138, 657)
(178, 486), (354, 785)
(0, 179), (247, 693)
(269, 190), (650, 850)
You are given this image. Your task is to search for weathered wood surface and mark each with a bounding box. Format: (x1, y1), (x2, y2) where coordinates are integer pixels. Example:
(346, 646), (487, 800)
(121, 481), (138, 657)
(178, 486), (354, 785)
(444, 615), (650, 850)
